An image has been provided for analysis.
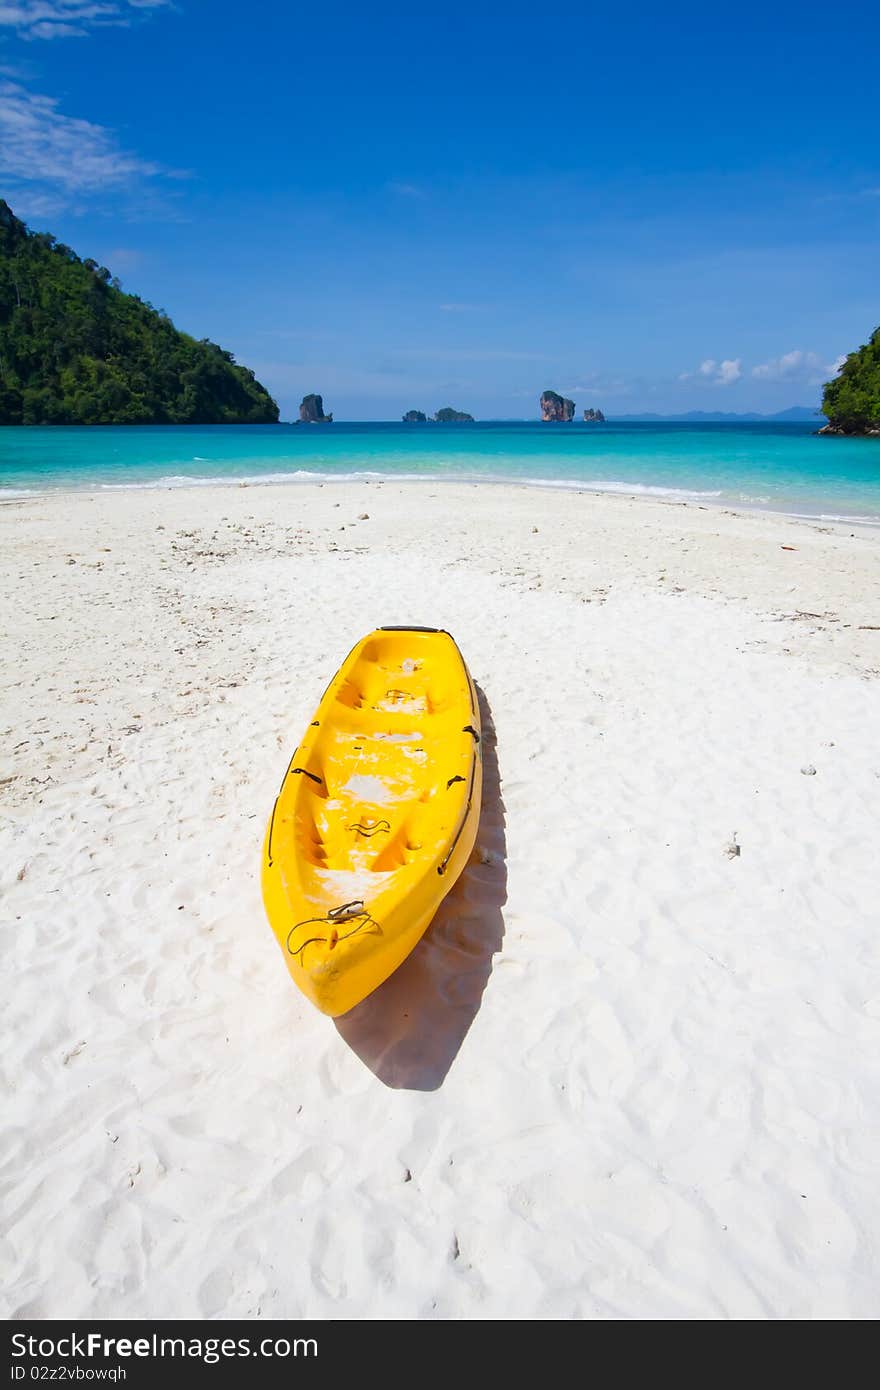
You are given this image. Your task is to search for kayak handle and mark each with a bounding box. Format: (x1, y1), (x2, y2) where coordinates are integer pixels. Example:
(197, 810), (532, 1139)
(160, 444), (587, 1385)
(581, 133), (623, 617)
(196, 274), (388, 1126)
(291, 767), (323, 786)
(438, 755), (477, 876)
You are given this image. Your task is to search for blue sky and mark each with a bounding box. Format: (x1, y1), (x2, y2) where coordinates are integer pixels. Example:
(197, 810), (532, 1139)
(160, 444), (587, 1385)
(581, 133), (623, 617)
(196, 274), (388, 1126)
(1, 0), (878, 419)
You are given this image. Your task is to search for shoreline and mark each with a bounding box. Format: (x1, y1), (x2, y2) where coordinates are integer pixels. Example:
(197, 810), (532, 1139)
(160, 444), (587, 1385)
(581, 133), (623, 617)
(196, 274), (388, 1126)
(2, 469), (880, 534)
(817, 422), (880, 437)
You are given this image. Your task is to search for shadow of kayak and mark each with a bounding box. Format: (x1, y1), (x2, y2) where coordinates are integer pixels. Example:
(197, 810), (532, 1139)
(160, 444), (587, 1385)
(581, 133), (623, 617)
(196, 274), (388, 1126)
(334, 683), (507, 1090)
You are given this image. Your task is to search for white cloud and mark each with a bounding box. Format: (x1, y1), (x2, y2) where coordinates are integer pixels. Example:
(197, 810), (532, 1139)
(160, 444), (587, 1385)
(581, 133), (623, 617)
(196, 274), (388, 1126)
(751, 349), (809, 380)
(0, 79), (167, 192)
(554, 379), (631, 398)
(397, 347), (554, 363)
(0, 2), (170, 40)
(104, 244), (142, 269)
(680, 357), (742, 385)
(717, 358), (742, 384)
(751, 349), (842, 384)
(386, 181), (425, 198)
(0, 5), (176, 215)
(0, 186), (66, 218)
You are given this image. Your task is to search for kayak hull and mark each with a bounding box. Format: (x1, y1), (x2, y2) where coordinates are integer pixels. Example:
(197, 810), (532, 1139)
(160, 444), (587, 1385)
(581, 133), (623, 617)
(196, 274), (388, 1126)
(261, 627), (482, 1016)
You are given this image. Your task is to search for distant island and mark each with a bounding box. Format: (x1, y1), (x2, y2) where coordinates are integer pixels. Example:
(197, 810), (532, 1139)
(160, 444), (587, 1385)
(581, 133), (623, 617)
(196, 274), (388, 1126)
(541, 389), (575, 422)
(299, 393), (332, 423)
(402, 406), (474, 422)
(819, 328), (880, 436)
(0, 201), (278, 425)
(583, 408), (605, 423)
(610, 407), (821, 423)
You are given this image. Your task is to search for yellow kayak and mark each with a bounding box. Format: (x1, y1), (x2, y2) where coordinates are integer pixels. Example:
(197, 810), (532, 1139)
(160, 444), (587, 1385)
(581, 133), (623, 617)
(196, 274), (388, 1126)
(262, 627), (482, 1016)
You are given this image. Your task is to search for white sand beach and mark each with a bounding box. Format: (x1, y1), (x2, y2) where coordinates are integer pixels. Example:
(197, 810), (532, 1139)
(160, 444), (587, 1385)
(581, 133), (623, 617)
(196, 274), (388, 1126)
(2, 480), (878, 1320)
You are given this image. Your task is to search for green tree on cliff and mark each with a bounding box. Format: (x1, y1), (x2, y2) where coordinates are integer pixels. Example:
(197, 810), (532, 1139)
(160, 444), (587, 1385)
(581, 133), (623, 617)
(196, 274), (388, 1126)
(0, 201), (278, 425)
(822, 328), (880, 433)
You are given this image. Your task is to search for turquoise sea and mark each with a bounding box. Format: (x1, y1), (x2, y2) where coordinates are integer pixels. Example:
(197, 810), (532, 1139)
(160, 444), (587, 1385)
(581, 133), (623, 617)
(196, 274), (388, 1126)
(1, 421), (879, 523)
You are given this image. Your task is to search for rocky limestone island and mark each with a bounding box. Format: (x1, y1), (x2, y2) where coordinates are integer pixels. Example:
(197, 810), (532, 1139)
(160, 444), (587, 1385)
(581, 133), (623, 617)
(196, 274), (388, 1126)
(819, 326), (880, 436)
(540, 389), (575, 422)
(402, 409), (427, 422)
(433, 406), (474, 422)
(583, 407), (606, 423)
(299, 393), (332, 423)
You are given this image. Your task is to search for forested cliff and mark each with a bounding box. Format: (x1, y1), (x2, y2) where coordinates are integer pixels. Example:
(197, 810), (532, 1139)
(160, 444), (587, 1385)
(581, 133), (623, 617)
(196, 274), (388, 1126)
(0, 201), (278, 425)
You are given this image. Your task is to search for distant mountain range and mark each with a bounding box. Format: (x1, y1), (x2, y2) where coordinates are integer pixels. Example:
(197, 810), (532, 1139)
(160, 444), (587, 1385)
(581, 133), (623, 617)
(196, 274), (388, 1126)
(607, 407), (822, 423)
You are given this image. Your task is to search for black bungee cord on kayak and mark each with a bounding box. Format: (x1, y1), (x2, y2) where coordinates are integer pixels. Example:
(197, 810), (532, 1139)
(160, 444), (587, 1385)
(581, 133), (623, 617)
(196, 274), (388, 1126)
(286, 901), (381, 958)
(346, 819), (391, 837)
